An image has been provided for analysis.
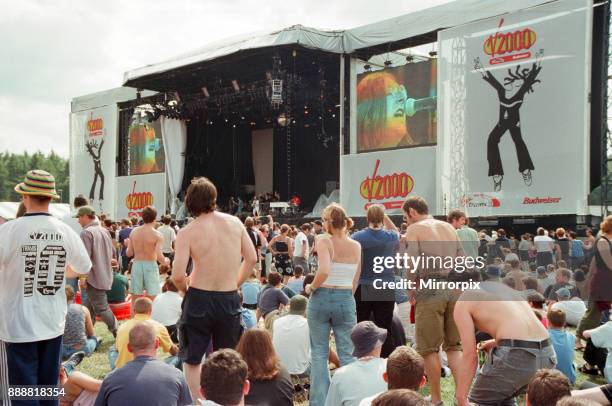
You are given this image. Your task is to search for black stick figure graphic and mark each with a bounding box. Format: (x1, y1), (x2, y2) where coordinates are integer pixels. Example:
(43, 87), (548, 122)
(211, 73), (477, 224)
(86, 139), (105, 202)
(474, 49), (543, 191)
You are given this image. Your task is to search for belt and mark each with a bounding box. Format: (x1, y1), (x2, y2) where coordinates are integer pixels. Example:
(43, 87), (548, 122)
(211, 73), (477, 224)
(497, 339), (551, 349)
(243, 303), (257, 310)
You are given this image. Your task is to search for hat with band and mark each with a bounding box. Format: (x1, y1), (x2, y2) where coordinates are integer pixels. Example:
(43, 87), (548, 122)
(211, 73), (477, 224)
(14, 170), (61, 199)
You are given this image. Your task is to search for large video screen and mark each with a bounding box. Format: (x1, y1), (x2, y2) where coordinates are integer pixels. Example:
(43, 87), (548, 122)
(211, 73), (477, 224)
(357, 59), (437, 153)
(128, 119), (165, 175)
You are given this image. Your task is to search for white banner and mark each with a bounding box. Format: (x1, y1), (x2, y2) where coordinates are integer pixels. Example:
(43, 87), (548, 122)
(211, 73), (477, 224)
(69, 106), (117, 216)
(115, 173), (167, 220)
(340, 147), (436, 217)
(437, 0), (592, 217)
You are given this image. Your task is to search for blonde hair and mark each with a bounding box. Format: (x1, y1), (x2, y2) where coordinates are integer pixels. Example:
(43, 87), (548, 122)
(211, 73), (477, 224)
(601, 215), (612, 235)
(322, 203), (353, 232)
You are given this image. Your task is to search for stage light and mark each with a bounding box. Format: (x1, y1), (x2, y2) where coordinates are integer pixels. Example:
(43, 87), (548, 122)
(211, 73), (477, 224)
(429, 51), (437, 57)
(277, 112), (289, 127)
(225, 118), (229, 123)
(241, 116), (245, 120)
(332, 114), (336, 118)
(384, 60), (392, 67)
(406, 55), (414, 63)
(363, 64), (372, 71)
(201, 87), (210, 98)
(232, 80), (240, 92)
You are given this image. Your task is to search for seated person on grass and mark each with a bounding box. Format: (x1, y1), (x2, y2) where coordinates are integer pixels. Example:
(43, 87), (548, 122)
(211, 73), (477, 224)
(526, 369), (571, 406)
(547, 307), (577, 384)
(114, 297), (177, 369)
(62, 286), (99, 360)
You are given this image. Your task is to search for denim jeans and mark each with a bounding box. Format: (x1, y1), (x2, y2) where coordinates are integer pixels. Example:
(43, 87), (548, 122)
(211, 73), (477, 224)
(307, 287), (356, 406)
(62, 336), (99, 359)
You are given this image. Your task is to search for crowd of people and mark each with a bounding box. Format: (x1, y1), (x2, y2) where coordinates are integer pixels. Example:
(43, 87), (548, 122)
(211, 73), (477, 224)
(1, 168), (612, 406)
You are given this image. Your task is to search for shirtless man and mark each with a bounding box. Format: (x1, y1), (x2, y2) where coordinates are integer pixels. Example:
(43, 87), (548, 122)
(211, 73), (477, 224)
(453, 281), (555, 406)
(402, 195), (464, 406)
(172, 177), (258, 400)
(126, 205), (169, 313)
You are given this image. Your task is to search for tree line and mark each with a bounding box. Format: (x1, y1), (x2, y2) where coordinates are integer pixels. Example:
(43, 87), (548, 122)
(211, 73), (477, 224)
(0, 151), (69, 203)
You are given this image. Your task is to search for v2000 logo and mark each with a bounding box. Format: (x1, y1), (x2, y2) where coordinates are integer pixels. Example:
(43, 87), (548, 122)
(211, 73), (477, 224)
(359, 159), (414, 210)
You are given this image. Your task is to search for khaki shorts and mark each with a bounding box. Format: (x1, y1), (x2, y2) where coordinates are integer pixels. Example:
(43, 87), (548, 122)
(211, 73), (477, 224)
(414, 290), (461, 355)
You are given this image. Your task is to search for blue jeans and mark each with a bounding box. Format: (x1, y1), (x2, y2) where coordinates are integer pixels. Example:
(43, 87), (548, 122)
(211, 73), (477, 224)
(62, 337), (98, 359)
(307, 287), (356, 406)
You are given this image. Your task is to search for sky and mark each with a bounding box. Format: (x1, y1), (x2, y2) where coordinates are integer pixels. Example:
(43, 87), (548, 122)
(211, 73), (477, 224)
(0, 0), (453, 158)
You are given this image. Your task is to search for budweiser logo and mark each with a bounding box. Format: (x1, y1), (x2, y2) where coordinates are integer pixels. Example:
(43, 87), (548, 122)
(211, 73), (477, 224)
(483, 18), (536, 65)
(359, 159), (414, 210)
(125, 181), (153, 217)
(522, 197), (561, 204)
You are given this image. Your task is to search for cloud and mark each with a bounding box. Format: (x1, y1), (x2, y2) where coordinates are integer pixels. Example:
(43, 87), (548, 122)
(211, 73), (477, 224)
(0, 0), (452, 158)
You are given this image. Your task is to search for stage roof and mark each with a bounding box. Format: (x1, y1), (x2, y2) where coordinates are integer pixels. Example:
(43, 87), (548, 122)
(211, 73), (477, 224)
(123, 25), (344, 87)
(123, 0), (558, 87)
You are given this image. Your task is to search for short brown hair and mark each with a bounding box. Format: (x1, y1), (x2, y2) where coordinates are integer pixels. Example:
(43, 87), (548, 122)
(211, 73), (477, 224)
(235, 328), (280, 380)
(366, 204), (385, 225)
(447, 209), (467, 224)
(141, 206), (157, 224)
(120, 218), (130, 226)
(387, 346), (424, 390)
(402, 196), (429, 215)
(245, 217), (254, 228)
(267, 272), (282, 287)
(523, 277), (538, 291)
(547, 308), (566, 328)
(133, 297), (153, 315)
(73, 195), (88, 208)
(200, 349), (248, 405)
(161, 215), (171, 225)
(185, 177), (217, 217)
(527, 369), (571, 406)
(130, 216), (139, 226)
(372, 389), (427, 406)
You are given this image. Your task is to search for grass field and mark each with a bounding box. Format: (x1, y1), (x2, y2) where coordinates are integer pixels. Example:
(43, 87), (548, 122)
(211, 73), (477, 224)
(79, 323), (606, 405)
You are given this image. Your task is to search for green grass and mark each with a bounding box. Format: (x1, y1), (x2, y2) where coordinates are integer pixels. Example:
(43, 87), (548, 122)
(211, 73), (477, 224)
(79, 324), (606, 405)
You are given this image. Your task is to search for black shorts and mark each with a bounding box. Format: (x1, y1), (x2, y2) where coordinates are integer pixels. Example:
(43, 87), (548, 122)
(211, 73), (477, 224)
(178, 288), (242, 365)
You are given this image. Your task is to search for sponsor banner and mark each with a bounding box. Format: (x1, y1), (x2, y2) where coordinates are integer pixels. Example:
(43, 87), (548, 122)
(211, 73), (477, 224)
(356, 60), (437, 153)
(70, 106), (117, 216)
(340, 147), (436, 217)
(437, 0), (591, 216)
(116, 173), (166, 219)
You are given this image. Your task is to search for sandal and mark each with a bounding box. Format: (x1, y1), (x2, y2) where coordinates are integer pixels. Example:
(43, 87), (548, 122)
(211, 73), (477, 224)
(579, 364), (599, 375)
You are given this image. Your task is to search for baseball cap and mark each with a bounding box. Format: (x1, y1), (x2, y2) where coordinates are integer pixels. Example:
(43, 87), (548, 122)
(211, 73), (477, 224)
(556, 287), (571, 299)
(288, 295), (308, 316)
(351, 321), (387, 358)
(76, 206), (96, 217)
(536, 266), (547, 276)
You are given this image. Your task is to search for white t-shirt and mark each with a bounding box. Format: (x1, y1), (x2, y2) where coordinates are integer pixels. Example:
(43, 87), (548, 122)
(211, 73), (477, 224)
(0, 214), (91, 342)
(534, 235), (554, 252)
(151, 291), (183, 326)
(293, 232), (309, 258)
(158, 225), (176, 254)
(325, 358), (387, 406)
(590, 321), (612, 383)
(272, 314), (310, 375)
(551, 299), (587, 326)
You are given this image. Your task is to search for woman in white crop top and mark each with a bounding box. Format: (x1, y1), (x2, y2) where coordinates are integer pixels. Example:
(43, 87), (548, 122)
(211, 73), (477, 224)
(306, 203), (361, 406)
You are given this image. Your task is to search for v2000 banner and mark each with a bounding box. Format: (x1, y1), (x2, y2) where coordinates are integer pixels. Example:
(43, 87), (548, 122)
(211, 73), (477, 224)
(340, 147), (436, 217)
(437, 0), (592, 216)
(70, 106), (117, 216)
(116, 173), (167, 219)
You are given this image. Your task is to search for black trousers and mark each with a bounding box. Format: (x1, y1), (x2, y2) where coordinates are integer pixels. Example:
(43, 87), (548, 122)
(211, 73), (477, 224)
(355, 285), (395, 358)
(487, 122), (534, 176)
